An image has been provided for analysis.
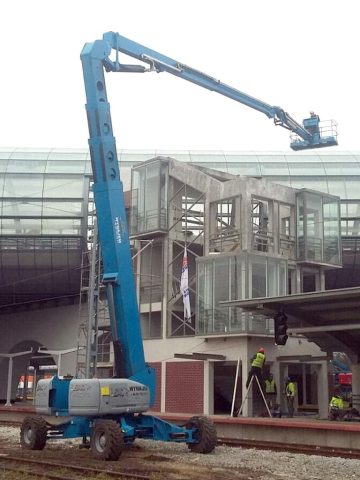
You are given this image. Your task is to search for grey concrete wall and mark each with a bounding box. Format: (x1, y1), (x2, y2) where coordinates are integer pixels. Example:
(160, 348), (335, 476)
(0, 304), (80, 400)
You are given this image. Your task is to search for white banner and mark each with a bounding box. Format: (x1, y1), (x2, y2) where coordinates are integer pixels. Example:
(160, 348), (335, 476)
(180, 247), (191, 321)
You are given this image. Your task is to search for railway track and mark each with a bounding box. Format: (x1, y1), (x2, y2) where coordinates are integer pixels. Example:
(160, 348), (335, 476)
(0, 454), (151, 480)
(218, 437), (360, 459)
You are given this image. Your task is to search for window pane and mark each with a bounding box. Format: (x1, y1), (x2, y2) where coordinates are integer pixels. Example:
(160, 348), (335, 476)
(3, 174), (44, 198)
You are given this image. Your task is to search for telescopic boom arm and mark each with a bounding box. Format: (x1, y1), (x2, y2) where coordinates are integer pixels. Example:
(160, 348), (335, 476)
(101, 31), (338, 151)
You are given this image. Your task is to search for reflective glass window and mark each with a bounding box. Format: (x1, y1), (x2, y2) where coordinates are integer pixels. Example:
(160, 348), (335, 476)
(319, 154), (359, 163)
(213, 257), (230, 333)
(130, 160), (166, 234)
(43, 176), (84, 198)
(2, 200), (42, 217)
(0, 160), (9, 172)
(47, 150), (88, 160)
(191, 153), (226, 164)
(285, 154), (320, 163)
(6, 159), (46, 173)
(41, 218), (82, 235)
(259, 162), (290, 176)
(197, 260), (214, 335)
(225, 153), (259, 163)
(323, 199), (341, 265)
(290, 177), (328, 193)
(345, 203), (360, 216)
(288, 163), (326, 176)
(45, 161), (86, 174)
(0, 151), (12, 160)
(121, 151), (156, 163)
(324, 163), (360, 176)
(250, 255), (266, 298)
(345, 179), (360, 200)
(9, 150), (50, 160)
(42, 201), (83, 217)
(257, 154), (287, 163)
(1, 217), (42, 235)
(3, 174), (44, 198)
(327, 179), (347, 198)
(0, 173), (5, 197)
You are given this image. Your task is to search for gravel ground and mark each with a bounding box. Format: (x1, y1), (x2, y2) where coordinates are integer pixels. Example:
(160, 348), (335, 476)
(1, 424), (360, 479)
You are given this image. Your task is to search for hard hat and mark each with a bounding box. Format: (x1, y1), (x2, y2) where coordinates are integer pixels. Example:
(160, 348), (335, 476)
(259, 347), (265, 353)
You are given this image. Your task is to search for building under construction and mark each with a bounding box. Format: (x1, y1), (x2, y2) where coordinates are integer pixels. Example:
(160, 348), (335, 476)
(0, 148), (359, 418)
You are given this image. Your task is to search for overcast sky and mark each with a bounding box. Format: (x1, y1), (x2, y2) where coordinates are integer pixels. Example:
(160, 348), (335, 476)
(1, 0), (358, 152)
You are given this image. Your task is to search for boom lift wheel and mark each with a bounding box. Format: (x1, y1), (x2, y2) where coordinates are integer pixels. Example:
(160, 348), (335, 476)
(20, 416), (48, 450)
(90, 419), (124, 461)
(186, 416), (217, 453)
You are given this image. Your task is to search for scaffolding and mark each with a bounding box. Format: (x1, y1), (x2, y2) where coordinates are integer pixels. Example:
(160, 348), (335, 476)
(75, 219), (102, 378)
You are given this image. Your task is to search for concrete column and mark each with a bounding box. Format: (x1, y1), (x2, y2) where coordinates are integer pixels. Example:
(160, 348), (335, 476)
(273, 361), (282, 407)
(302, 363), (307, 406)
(317, 361), (329, 419)
(204, 200), (211, 255)
(272, 201), (279, 255)
(320, 268), (326, 291)
(350, 364), (360, 411)
(203, 361), (214, 415)
(295, 266), (302, 293)
(279, 363), (289, 413)
(243, 188), (252, 250)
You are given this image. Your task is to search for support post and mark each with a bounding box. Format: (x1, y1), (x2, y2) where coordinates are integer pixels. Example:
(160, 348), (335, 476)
(317, 361), (329, 419)
(231, 356), (241, 417)
(38, 347), (78, 377)
(0, 350), (33, 407)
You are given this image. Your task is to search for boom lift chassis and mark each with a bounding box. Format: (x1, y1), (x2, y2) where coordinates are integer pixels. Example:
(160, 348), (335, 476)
(20, 31), (337, 461)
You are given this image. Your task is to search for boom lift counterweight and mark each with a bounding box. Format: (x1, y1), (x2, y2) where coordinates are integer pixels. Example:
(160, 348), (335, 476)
(20, 31), (337, 461)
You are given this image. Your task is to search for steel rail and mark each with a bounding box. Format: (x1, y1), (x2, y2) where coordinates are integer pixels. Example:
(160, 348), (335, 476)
(0, 454), (151, 480)
(218, 437), (360, 459)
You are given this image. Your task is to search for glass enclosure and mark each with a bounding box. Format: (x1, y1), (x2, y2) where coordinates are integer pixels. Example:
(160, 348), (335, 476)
(296, 190), (341, 265)
(197, 252), (287, 335)
(130, 159), (168, 235)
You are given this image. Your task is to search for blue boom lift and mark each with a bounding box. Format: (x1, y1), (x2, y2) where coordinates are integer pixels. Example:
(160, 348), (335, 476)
(20, 32), (337, 461)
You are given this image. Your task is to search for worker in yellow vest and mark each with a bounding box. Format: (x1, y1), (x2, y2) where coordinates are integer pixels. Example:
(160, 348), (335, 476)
(329, 389), (345, 420)
(285, 376), (296, 417)
(246, 347), (266, 389)
(265, 373), (277, 408)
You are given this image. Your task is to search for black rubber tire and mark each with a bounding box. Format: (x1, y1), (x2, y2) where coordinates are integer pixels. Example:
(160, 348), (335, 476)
(90, 419), (124, 461)
(20, 416), (47, 450)
(187, 415), (217, 454)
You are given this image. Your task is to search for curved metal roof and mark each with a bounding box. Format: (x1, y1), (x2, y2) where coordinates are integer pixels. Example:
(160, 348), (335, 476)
(1, 148), (359, 200)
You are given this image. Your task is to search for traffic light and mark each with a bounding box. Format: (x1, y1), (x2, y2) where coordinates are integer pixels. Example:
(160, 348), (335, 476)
(274, 313), (288, 345)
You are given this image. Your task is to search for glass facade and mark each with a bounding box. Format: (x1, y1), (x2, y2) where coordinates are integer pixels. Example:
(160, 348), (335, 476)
(296, 190), (341, 265)
(0, 149), (87, 237)
(197, 252), (287, 335)
(0, 149), (89, 306)
(130, 159), (168, 235)
(2, 148), (356, 237)
(0, 147), (355, 309)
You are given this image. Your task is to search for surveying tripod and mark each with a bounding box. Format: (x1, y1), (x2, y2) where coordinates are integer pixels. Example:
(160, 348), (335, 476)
(237, 374), (272, 417)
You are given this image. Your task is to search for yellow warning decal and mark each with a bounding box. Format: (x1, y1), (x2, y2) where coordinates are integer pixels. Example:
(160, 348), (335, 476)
(101, 386), (110, 396)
